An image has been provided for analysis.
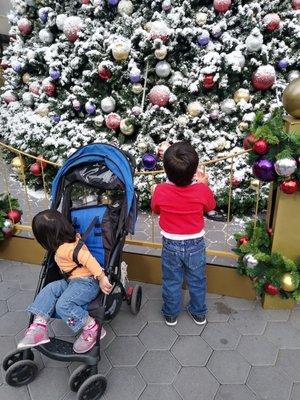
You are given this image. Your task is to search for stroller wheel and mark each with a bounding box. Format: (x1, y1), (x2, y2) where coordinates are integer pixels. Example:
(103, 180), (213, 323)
(77, 374), (107, 400)
(2, 349), (34, 371)
(5, 360), (38, 387)
(69, 364), (93, 392)
(130, 285), (142, 315)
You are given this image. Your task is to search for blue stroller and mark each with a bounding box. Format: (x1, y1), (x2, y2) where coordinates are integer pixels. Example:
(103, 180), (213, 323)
(2, 143), (142, 400)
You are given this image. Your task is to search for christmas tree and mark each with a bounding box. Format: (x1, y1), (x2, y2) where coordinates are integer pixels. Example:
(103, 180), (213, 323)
(1, 0), (299, 212)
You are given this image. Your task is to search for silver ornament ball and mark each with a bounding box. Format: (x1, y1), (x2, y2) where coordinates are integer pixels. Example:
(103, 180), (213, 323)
(3, 219), (14, 230)
(101, 97), (116, 113)
(221, 99), (236, 114)
(155, 61), (171, 78)
(117, 0), (134, 16)
(243, 254), (258, 269)
(274, 158), (297, 177)
(22, 92), (34, 106)
(39, 29), (54, 44)
(196, 12), (207, 26)
(94, 115), (104, 127)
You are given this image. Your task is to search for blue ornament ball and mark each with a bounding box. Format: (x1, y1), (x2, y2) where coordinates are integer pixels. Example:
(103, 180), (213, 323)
(198, 30), (210, 47)
(49, 69), (61, 81)
(85, 102), (96, 115)
(277, 59), (289, 70)
(142, 153), (157, 170)
(11, 61), (23, 73)
(38, 8), (49, 24)
(108, 0), (119, 5)
(130, 70), (141, 83)
(52, 114), (61, 123)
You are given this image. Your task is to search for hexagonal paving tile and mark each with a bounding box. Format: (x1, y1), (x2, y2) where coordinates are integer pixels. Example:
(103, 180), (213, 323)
(291, 383), (300, 400)
(247, 366), (293, 400)
(139, 299), (164, 323)
(0, 300), (8, 317)
(237, 335), (278, 366)
(229, 309), (267, 335)
(7, 290), (35, 311)
(105, 367), (146, 400)
(171, 335), (212, 366)
(138, 350), (180, 384)
(290, 309), (300, 329)
(255, 305), (291, 322)
(215, 384), (257, 400)
(142, 283), (162, 300)
(98, 351), (112, 376)
(207, 350), (251, 384)
(139, 385), (182, 400)
(223, 297), (255, 311)
(264, 321), (300, 348)
(174, 367), (219, 400)
(139, 322), (177, 350)
(0, 385), (31, 400)
(110, 310), (147, 336)
(101, 324), (116, 350)
(0, 311), (28, 336)
(28, 367), (70, 400)
(106, 336), (146, 367)
(201, 322), (241, 350)
(0, 281), (20, 300)
(0, 335), (17, 361)
(206, 300), (232, 323)
(276, 349), (300, 381)
(174, 311), (206, 335)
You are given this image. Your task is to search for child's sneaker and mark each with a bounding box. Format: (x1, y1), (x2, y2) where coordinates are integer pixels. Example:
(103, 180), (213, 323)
(164, 315), (177, 326)
(17, 323), (50, 349)
(187, 309), (206, 325)
(73, 324), (106, 354)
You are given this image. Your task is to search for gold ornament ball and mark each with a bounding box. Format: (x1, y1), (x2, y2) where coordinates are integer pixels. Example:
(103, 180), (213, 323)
(187, 101), (202, 117)
(281, 273), (298, 292)
(154, 46), (167, 60)
(250, 179), (260, 190)
(112, 43), (130, 61)
(282, 77), (300, 118)
(238, 122), (249, 131)
(234, 88), (250, 103)
(120, 118), (134, 135)
(12, 156), (25, 173)
(22, 73), (31, 84)
(132, 83), (143, 94)
(144, 22), (152, 32)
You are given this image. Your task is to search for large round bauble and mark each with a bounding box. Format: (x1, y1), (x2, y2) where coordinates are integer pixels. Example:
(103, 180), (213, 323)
(277, 59), (289, 71)
(252, 159), (275, 182)
(12, 157), (25, 173)
(264, 283), (279, 296)
(142, 154), (157, 170)
(36, 103), (50, 117)
(101, 97), (116, 113)
(263, 13), (280, 32)
(155, 61), (171, 78)
(108, 0), (119, 5)
(22, 73), (31, 84)
(29, 83), (40, 95)
(6, 209), (22, 224)
(213, 0), (231, 13)
(187, 101), (203, 117)
(243, 254), (258, 269)
(288, 70), (300, 83)
(253, 139), (269, 155)
(56, 14), (67, 31)
(154, 45), (167, 60)
(282, 78), (300, 118)
(39, 29), (54, 44)
(129, 68), (141, 83)
(280, 179), (299, 194)
(149, 85), (170, 107)
(43, 80), (56, 97)
(112, 41), (130, 61)
(106, 113), (121, 130)
(63, 16), (83, 43)
(243, 133), (257, 150)
(22, 92), (34, 107)
(203, 74), (215, 90)
(2, 219), (14, 237)
(132, 106), (142, 116)
(2, 91), (17, 104)
(94, 115), (104, 127)
(11, 60), (23, 73)
(85, 101), (96, 115)
(156, 142), (170, 159)
(98, 64), (112, 80)
(150, 20), (169, 42)
(274, 158), (297, 177)
(234, 88), (250, 103)
(221, 99), (236, 114)
(38, 7), (50, 24)
(292, 0), (300, 10)
(252, 65), (276, 90)
(132, 83), (143, 94)
(226, 51), (245, 69)
(17, 18), (32, 36)
(50, 68), (61, 81)
(30, 163), (41, 176)
(120, 119), (134, 135)
(117, 0), (133, 15)
(281, 273), (298, 292)
(196, 11), (207, 26)
(245, 29), (263, 52)
(238, 122), (249, 132)
(137, 142), (148, 153)
(197, 30), (210, 47)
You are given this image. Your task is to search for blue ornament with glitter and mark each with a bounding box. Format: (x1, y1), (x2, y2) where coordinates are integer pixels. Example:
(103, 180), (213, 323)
(38, 8), (49, 24)
(11, 60), (23, 73)
(130, 69), (141, 83)
(277, 59), (289, 70)
(85, 101), (96, 115)
(50, 69), (61, 81)
(108, 0), (119, 5)
(197, 30), (210, 47)
(52, 114), (61, 123)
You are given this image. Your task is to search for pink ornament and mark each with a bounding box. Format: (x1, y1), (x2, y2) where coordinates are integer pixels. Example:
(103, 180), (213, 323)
(213, 0), (231, 13)
(106, 113), (121, 130)
(63, 16), (83, 43)
(149, 85), (171, 107)
(17, 18), (32, 36)
(292, 0), (300, 10)
(29, 83), (40, 95)
(82, 0), (90, 3)
(252, 66), (276, 90)
(2, 91), (17, 104)
(263, 13), (280, 32)
(43, 81), (56, 97)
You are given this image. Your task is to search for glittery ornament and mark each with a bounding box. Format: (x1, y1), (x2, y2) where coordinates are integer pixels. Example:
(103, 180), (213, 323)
(94, 115), (104, 127)
(29, 83), (39, 95)
(203, 74), (215, 89)
(106, 113), (121, 130)
(30, 163), (41, 176)
(252, 65), (276, 90)
(243, 133), (257, 150)
(132, 106), (142, 116)
(56, 14), (67, 31)
(38, 7), (50, 24)
(72, 100), (82, 112)
(130, 68), (141, 83)
(2, 91), (17, 104)
(187, 101), (203, 117)
(22, 92), (34, 107)
(120, 119), (134, 135)
(263, 13), (280, 32)
(142, 154), (157, 170)
(132, 83), (143, 94)
(280, 180), (298, 194)
(112, 40), (130, 61)
(245, 29), (264, 52)
(253, 139), (269, 155)
(22, 73), (31, 84)
(237, 236), (249, 247)
(196, 12), (207, 26)
(149, 85), (170, 107)
(154, 45), (167, 60)
(281, 273), (298, 292)
(39, 29), (54, 44)
(43, 80), (56, 97)
(288, 70), (300, 83)
(150, 20), (169, 42)
(274, 158), (297, 177)
(264, 283), (279, 296)
(6, 209), (22, 224)
(283, 78), (300, 118)
(162, 0), (172, 12)
(101, 97), (116, 113)
(36, 104), (50, 117)
(238, 122), (249, 132)
(12, 157), (25, 174)
(63, 16), (83, 43)
(108, 0), (119, 5)
(17, 18), (32, 36)
(198, 30), (210, 46)
(234, 88), (250, 103)
(98, 63), (112, 80)
(277, 59), (289, 70)
(292, 0), (300, 10)
(155, 61), (171, 78)
(137, 142), (148, 153)
(210, 110), (220, 121)
(243, 254), (258, 269)
(252, 159), (275, 182)
(52, 115), (61, 123)
(213, 0), (231, 13)
(85, 101), (96, 115)
(221, 99), (236, 114)
(11, 60), (23, 73)
(117, 0), (133, 15)
(2, 219), (14, 237)
(50, 68), (61, 81)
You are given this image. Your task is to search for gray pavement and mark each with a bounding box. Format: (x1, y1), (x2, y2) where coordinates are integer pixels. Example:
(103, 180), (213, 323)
(0, 259), (299, 400)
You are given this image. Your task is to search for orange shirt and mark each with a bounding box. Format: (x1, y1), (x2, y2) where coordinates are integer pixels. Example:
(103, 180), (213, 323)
(55, 235), (104, 279)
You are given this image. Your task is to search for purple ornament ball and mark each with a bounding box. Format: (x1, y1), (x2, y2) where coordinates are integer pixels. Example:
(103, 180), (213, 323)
(277, 59), (289, 70)
(50, 69), (61, 81)
(108, 0), (119, 5)
(38, 8), (49, 24)
(252, 159), (275, 182)
(73, 100), (82, 112)
(85, 102), (96, 115)
(130, 72), (141, 83)
(132, 106), (142, 116)
(142, 153), (157, 170)
(52, 114), (61, 123)
(210, 110), (220, 120)
(198, 36), (209, 46)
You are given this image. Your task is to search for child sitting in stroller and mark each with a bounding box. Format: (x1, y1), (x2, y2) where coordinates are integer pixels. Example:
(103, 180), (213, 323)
(17, 209), (112, 354)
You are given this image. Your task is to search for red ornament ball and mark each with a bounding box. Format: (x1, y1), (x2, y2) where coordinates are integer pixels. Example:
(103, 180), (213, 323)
(252, 139), (269, 155)
(267, 228), (273, 237)
(252, 66), (276, 90)
(264, 283), (279, 296)
(1, 60), (10, 70)
(237, 236), (249, 247)
(263, 13), (280, 32)
(149, 85), (171, 107)
(17, 18), (32, 36)
(63, 16), (83, 43)
(243, 133), (257, 150)
(213, 0), (232, 13)
(30, 163), (41, 176)
(6, 209), (22, 224)
(280, 179), (299, 194)
(82, 0), (89, 3)
(37, 155), (47, 170)
(231, 176), (240, 187)
(43, 81), (56, 97)
(106, 113), (121, 130)
(203, 74), (215, 90)
(292, 0), (300, 10)
(98, 65), (112, 80)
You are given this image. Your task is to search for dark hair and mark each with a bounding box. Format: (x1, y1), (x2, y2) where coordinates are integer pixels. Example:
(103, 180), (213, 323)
(32, 210), (76, 252)
(163, 142), (199, 186)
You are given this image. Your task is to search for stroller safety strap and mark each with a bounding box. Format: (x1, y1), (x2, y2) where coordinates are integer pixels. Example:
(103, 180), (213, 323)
(72, 216), (99, 267)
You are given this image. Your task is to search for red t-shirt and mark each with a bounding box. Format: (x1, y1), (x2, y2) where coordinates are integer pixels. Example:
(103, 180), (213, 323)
(151, 182), (216, 235)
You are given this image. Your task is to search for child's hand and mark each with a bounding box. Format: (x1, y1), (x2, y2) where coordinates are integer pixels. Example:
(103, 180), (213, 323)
(99, 275), (113, 295)
(195, 169), (209, 185)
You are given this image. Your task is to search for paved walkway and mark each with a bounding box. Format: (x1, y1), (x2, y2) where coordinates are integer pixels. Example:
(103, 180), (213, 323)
(1, 260), (300, 400)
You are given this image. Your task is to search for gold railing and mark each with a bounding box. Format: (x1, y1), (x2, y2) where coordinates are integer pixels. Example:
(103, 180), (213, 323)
(0, 141), (260, 261)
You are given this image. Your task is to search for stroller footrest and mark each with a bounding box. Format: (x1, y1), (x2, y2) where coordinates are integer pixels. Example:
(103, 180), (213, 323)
(37, 338), (99, 365)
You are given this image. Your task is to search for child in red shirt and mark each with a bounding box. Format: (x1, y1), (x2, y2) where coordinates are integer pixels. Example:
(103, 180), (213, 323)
(151, 142), (216, 326)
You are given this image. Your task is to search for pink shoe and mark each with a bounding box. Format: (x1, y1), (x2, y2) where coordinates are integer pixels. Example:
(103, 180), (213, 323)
(73, 324), (106, 354)
(17, 323), (50, 350)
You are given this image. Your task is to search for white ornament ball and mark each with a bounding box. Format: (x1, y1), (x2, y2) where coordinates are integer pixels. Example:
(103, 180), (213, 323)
(22, 92), (34, 107)
(112, 40), (131, 61)
(154, 45), (167, 60)
(132, 83), (143, 94)
(288, 70), (300, 83)
(187, 101), (203, 117)
(227, 50), (246, 69)
(245, 29), (264, 52)
(101, 97), (116, 113)
(221, 99), (236, 114)
(196, 12), (208, 26)
(137, 142), (148, 153)
(120, 119), (134, 135)
(274, 158), (297, 177)
(177, 115), (189, 126)
(3, 218), (13, 230)
(94, 115), (104, 127)
(117, 0), (133, 16)
(63, 16), (83, 42)
(214, 137), (226, 151)
(56, 14), (67, 31)
(155, 61), (171, 78)
(36, 103), (50, 117)
(39, 29), (54, 44)
(243, 254), (258, 269)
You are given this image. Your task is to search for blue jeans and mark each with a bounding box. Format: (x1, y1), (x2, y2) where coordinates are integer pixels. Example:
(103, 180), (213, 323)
(161, 237), (207, 318)
(28, 277), (100, 333)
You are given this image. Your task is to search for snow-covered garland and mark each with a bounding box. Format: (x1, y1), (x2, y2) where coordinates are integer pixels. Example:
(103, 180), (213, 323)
(1, 0), (300, 213)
